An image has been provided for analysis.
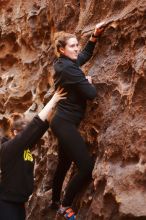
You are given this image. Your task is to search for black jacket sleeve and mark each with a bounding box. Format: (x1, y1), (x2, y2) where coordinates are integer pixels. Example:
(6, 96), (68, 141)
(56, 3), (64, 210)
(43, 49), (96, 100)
(1, 116), (49, 157)
(77, 41), (96, 66)
(62, 63), (97, 100)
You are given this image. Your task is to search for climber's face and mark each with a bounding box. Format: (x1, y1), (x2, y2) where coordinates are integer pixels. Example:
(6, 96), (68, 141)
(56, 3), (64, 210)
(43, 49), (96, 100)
(60, 37), (79, 60)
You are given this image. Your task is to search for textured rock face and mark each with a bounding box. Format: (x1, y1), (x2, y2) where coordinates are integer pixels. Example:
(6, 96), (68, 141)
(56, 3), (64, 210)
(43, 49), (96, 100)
(0, 0), (146, 219)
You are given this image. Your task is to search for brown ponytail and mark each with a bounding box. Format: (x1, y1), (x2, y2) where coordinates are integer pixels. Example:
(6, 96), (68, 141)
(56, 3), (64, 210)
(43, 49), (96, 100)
(0, 117), (12, 139)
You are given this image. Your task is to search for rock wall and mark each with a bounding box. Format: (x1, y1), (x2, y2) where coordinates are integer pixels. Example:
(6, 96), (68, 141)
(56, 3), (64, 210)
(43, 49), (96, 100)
(0, 0), (146, 219)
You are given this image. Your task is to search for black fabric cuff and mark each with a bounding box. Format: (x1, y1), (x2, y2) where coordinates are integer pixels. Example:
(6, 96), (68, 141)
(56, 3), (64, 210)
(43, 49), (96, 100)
(34, 116), (49, 129)
(86, 40), (97, 51)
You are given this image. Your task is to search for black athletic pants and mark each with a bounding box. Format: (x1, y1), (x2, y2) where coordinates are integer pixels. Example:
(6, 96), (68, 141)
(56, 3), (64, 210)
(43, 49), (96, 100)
(50, 115), (94, 206)
(0, 199), (25, 220)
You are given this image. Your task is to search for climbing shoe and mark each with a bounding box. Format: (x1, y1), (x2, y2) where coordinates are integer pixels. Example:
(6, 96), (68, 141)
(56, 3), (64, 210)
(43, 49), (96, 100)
(56, 207), (76, 220)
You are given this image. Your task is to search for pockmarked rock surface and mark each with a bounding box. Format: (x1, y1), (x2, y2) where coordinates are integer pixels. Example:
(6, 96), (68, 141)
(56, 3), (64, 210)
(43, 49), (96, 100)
(0, 0), (146, 219)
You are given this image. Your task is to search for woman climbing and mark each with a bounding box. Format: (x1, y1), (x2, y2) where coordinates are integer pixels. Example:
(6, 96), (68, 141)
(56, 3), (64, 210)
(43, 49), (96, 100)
(50, 24), (104, 220)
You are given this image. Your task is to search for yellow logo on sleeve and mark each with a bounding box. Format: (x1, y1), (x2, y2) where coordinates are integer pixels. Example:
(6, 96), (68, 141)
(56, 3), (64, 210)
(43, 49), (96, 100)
(23, 149), (33, 162)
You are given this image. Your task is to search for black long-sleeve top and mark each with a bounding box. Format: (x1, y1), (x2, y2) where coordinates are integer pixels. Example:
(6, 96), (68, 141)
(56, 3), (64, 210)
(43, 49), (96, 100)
(0, 116), (49, 203)
(53, 40), (97, 124)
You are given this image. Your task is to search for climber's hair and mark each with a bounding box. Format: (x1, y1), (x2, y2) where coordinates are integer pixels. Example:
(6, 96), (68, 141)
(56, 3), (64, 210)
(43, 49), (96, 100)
(0, 113), (25, 138)
(0, 117), (12, 138)
(53, 31), (76, 57)
(10, 113), (25, 131)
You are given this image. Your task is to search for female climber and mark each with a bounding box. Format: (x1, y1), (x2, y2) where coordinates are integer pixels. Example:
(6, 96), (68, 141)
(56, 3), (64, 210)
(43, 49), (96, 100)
(50, 24), (104, 220)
